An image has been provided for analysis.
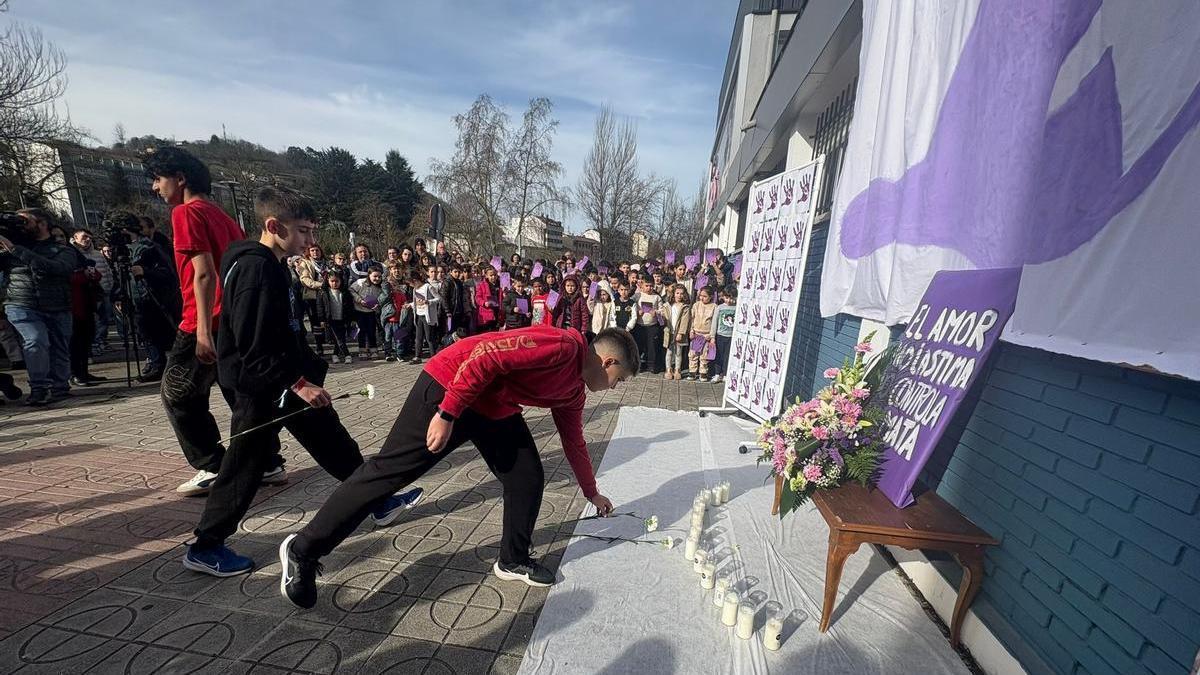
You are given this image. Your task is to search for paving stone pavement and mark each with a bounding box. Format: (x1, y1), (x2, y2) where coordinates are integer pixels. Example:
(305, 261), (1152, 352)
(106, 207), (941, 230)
(0, 355), (724, 673)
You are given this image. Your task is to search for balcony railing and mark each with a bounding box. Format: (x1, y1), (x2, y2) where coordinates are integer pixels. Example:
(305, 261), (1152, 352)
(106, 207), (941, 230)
(811, 77), (857, 220)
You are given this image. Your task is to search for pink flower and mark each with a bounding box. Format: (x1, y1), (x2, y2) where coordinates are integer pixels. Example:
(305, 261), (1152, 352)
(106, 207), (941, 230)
(803, 464), (823, 481)
(855, 342), (873, 354)
(834, 399), (862, 419)
(851, 388), (869, 399)
(823, 367), (840, 379)
(811, 426), (829, 441)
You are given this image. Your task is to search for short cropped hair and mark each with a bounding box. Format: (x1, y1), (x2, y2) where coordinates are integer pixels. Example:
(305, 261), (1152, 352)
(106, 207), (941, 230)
(254, 186), (316, 224)
(143, 146), (212, 195)
(593, 328), (640, 377)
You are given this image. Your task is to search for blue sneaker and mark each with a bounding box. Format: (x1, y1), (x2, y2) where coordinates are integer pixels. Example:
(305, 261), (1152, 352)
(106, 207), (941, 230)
(370, 487), (424, 527)
(182, 544), (254, 577)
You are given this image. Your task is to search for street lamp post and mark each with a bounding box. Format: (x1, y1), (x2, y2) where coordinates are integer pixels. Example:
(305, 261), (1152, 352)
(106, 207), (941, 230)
(216, 179), (244, 230)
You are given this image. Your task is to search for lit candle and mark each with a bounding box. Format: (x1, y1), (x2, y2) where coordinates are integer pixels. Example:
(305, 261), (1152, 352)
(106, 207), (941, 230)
(735, 602), (756, 639)
(693, 547), (709, 574)
(712, 575), (729, 607)
(763, 616), (784, 651)
(700, 561), (716, 589)
(721, 592), (740, 626)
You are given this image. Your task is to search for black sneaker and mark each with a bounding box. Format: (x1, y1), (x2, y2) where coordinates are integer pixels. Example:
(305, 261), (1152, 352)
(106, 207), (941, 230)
(138, 369), (163, 383)
(493, 558), (555, 587)
(70, 376), (97, 388)
(24, 390), (51, 407)
(385, 355), (397, 363)
(279, 533), (321, 609)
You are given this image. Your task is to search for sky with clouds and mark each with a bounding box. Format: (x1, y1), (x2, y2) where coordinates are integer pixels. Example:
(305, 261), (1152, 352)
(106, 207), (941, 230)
(7, 1), (734, 232)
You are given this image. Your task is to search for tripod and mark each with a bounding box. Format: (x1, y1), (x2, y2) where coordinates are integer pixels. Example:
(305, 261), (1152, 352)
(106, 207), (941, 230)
(111, 259), (142, 388)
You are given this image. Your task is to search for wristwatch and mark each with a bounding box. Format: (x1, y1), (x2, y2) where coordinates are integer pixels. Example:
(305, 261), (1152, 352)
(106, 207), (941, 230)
(437, 409), (456, 423)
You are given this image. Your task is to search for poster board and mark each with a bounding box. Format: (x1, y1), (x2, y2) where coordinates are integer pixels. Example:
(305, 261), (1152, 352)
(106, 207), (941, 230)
(722, 156), (825, 423)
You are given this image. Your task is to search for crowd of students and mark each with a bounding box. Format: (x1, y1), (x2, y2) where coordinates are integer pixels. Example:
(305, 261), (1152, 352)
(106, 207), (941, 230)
(286, 244), (740, 380)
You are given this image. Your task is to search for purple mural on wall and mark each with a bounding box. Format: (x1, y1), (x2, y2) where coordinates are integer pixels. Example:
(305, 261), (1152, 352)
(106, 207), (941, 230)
(838, 0), (1200, 268)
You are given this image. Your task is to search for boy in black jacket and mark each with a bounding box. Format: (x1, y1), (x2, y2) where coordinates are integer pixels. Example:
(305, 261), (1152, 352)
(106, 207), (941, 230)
(183, 187), (422, 577)
(501, 277), (531, 330)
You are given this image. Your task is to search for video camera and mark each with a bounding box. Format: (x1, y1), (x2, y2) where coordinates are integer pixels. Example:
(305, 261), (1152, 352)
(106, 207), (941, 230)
(101, 211), (141, 265)
(0, 211), (31, 247)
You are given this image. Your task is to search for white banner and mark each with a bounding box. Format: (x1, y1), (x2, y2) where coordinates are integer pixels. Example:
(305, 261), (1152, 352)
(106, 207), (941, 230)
(820, 0), (1200, 380)
(724, 157), (824, 422)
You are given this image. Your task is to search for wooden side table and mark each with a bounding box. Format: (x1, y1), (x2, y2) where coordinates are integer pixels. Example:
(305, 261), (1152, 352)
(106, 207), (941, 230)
(788, 481), (999, 647)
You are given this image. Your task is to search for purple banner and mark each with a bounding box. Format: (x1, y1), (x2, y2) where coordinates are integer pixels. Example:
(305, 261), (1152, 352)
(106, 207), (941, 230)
(531, 262), (544, 279)
(499, 272), (511, 289)
(877, 268), (1022, 508)
(665, 250), (676, 265)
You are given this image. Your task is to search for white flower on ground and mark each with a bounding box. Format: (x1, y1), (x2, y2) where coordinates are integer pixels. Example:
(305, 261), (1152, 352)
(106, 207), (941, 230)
(661, 537), (675, 549)
(356, 384), (376, 400)
(644, 515), (659, 532)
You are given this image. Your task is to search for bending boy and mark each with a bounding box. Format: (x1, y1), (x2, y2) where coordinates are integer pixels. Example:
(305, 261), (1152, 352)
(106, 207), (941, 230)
(280, 325), (640, 608)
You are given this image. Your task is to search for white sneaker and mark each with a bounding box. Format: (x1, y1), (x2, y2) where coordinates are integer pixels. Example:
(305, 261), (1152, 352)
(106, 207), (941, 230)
(710, 374), (723, 383)
(176, 469), (218, 495)
(262, 465), (288, 485)
(344, 355), (352, 364)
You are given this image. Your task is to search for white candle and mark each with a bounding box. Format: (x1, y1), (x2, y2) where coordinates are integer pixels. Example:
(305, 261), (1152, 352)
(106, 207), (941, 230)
(720, 482), (731, 503)
(735, 603), (756, 639)
(712, 576), (729, 606)
(721, 592), (740, 626)
(690, 511), (704, 529)
(763, 617), (783, 651)
(684, 535), (699, 561)
(700, 561), (716, 589)
(693, 548), (709, 574)
(699, 488), (712, 506)
(689, 523), (702, 540)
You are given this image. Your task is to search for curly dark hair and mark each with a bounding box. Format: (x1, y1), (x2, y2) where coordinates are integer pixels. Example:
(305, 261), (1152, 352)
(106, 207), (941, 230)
(142, 146), (212, 195)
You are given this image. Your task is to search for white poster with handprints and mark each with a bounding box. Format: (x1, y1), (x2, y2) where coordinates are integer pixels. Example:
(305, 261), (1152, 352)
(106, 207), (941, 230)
(721, 156), (825, 422)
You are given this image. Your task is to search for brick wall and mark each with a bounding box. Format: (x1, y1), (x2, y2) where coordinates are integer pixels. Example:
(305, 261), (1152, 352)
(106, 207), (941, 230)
(783, 223), (862, 402)
(916, 344), (1200, 675)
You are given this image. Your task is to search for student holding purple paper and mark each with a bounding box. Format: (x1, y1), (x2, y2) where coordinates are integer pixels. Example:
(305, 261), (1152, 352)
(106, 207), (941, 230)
(502, 277), (531, 331)
(661, 284), (692, 380)
(688, 286), (718, 381)
(634, 278), (664, 374)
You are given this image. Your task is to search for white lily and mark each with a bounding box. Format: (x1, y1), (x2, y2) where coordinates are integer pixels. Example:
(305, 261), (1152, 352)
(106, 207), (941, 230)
(661, 537), (675, 549)
(644, 515), (659, 533)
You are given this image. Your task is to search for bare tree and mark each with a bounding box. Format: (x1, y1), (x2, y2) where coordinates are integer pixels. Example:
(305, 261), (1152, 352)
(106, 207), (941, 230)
(0, 7), (82, 207)
(507, 97), (568, 257)
(427, 94), (510, 254)
(575, 105), (660, 261)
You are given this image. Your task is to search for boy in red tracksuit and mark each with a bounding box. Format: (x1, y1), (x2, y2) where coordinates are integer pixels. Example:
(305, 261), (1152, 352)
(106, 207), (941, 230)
(280, 325), (641, 608)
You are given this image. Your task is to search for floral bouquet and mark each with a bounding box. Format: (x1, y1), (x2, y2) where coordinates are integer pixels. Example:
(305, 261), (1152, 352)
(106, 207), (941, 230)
(756, 334), (892, 516)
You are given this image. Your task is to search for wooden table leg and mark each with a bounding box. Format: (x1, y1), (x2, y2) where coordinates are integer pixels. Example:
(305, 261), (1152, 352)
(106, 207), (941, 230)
(819, 529), (861, 633)
(951, 546), (987, 648)
(771, 475), (783, 515)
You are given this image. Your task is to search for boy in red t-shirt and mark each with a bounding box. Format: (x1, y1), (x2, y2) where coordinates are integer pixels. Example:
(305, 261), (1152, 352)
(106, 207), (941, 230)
(528, 279), (553, 327)
(280, 326), (641, 608)
(144, 146), (285, 495)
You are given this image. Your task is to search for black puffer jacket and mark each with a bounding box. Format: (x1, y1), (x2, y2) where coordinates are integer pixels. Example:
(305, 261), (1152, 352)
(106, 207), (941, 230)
(0, 238), (83, 312)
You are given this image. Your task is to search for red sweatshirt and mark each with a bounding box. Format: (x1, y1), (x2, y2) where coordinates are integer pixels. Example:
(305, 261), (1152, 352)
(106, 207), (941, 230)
(424, 325), (598, 498)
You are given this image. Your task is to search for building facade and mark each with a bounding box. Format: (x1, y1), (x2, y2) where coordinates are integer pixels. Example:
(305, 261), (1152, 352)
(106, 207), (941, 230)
(708, 3), (1200, 675)
(504, 214), (564, 253)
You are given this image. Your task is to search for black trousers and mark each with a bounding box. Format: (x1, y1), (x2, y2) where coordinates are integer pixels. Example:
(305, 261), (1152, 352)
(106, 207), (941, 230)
(713, 335), (732, 376)
(303, 299), (325, 353)
(194, 391), (364, 549)
(636, 323), (663, 373)
(414, 316), (440, 358)
(294, 372), (543, 566)
(160, 330), (282, 474)
(69, 316), (94, 379)
(326, 319), (350, 357)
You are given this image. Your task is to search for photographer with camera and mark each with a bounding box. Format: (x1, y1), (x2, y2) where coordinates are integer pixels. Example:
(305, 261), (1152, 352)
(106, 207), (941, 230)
(0, 208), (85, 405)
(107, 211), (182, 382)
(71, 228), (115, 354)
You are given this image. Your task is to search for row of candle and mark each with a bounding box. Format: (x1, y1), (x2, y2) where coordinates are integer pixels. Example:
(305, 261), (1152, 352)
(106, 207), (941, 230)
(683, 483), (784, 650)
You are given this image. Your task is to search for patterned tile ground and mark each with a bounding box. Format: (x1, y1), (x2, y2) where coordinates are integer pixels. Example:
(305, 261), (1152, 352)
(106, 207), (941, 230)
(0, 353), (724, 672)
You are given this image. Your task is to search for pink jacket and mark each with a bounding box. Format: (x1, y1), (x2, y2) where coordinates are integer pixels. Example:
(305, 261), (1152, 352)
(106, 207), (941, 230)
(475, 280), (501, 325)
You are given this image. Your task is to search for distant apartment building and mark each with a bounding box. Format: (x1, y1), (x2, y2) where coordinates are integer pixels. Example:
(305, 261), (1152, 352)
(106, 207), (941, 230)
(505, 214), (564, 253)
(563, 230), (600, 259)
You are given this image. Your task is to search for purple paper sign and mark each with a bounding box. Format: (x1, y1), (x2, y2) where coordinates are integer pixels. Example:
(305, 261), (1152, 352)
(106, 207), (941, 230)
(665, 250), (676, 265)
(490, 256), (502, 271)
(706, 342), (717, 361)
(576, 256), (589, 272)
(732, 255), (743, 280)
(695, 274), (709, 290)
(499, 272), (511, 289)
(705, 248), (718, 264)
(689, 335), (706, 353)
(639, 301), (653, 315)
(531, 262), (544, 279)
(516, 298), (529, 314)
(684, 254), (699, 271)
(876, 268), (1022, 508)
(599, 265), (609, 276)
(589, 282), (599, 299)
(547, 290), (560, 310)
